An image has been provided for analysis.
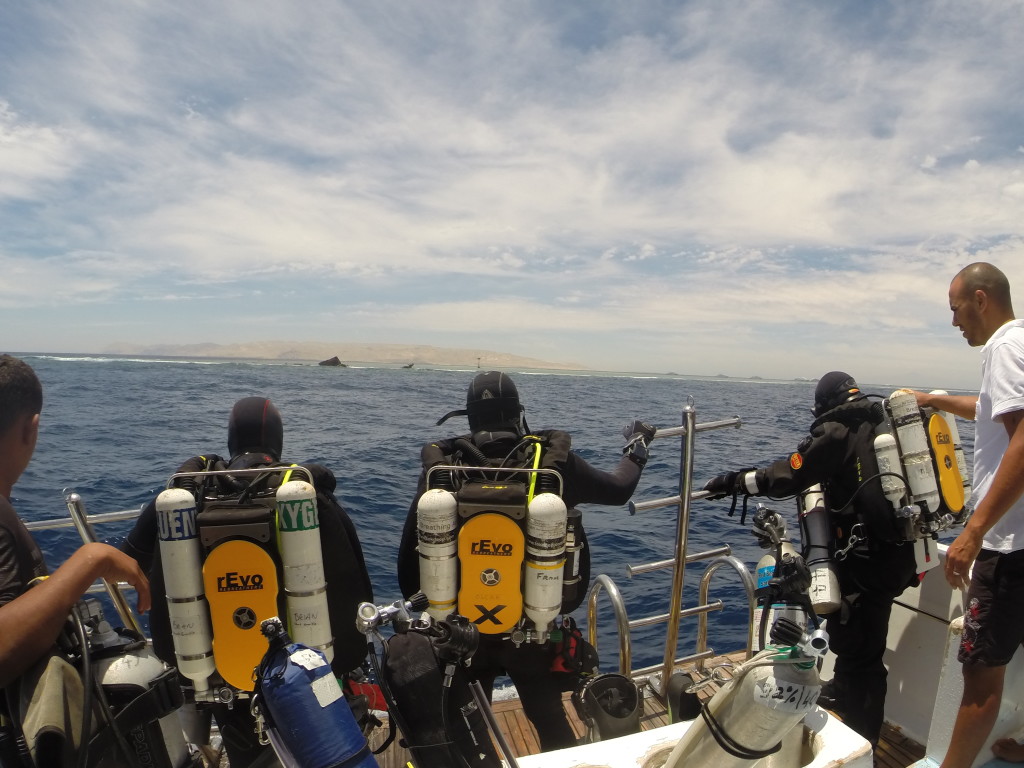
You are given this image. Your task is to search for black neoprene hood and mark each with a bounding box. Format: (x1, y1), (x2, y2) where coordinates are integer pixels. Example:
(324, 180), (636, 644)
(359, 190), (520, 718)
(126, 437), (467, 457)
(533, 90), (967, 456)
(435, 371), (525, 431)
(813, 371), (860, 416)
(227, 396), (284, 460)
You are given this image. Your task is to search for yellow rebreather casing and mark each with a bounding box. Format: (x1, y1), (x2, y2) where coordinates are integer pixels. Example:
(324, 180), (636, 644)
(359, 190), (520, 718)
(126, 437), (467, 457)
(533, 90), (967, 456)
(203, 539), (280, 690)
(457, 513), (524, 634)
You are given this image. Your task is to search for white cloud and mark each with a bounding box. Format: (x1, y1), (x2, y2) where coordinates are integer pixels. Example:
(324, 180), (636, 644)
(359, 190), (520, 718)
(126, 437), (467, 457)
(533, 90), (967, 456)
(1, 0), (1022, 389)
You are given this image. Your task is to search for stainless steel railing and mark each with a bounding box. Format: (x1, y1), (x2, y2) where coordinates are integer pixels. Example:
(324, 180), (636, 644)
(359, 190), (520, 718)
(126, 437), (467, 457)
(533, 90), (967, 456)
(584, 398), (755, 695)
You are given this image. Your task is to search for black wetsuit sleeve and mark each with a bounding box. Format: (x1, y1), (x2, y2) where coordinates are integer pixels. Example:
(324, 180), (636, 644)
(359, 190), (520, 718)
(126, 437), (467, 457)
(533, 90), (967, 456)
(757, 424), (850, 498)
(122, 499), (158, 573)
(561, 452), (643, 509)
(319, 494), (373, 599)
(121, 455), (212, 571)
(292, 462), (375, 674)
(396, 473), (429, 598)
(317, 489), (376, 674)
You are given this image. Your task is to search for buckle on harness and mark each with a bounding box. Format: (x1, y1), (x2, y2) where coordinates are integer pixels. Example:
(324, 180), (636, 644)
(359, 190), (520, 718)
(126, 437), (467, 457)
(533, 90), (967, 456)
(834, 523), (867, 561)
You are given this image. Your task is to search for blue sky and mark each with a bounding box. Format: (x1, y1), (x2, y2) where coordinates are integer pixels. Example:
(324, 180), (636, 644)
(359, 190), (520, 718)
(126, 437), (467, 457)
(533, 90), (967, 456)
(1, 1), (1022, 389)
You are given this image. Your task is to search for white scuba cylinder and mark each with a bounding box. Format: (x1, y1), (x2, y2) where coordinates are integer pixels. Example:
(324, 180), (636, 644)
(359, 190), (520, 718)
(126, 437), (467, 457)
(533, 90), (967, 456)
(873, 432), (907, 511)
(663, 647), (821, 767)
(276, 480), (333, 662)
(155, 487), (215, 693)
(889, 388), (942, 517)
(799, 485), (841, 616)
(416, 488), (459, 620)
(95, 645), (194, 768)
(751, 540), (802, 652)
(930, 389), (972, 504)
(523, 492), (568, 634)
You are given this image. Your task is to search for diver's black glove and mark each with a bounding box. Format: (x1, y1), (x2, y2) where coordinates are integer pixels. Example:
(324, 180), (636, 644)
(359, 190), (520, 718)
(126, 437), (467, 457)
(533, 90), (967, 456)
(703, 471), (739, 500)
(622, 420), (657, 445)
(704, 469), (763, 500)
(622, 420), (657, 467)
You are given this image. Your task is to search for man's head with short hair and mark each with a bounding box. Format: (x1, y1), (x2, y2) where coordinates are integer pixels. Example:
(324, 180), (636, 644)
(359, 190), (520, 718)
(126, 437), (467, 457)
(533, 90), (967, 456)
(949, 262), (1015, 347)
(955, 262), (1013, 311)
(0, 355), (43, 498)
(0, 355), (43, 436)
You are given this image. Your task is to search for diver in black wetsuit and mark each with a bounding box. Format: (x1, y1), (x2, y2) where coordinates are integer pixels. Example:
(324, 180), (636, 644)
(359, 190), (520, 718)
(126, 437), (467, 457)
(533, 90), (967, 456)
(123, 396), (374, 768)
(702, 372), (918, 748)
(397, 371), (655, 751)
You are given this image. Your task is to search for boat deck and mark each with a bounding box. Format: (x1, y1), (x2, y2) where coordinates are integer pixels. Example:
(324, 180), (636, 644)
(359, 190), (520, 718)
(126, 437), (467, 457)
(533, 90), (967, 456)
(368, 652), (926, 768)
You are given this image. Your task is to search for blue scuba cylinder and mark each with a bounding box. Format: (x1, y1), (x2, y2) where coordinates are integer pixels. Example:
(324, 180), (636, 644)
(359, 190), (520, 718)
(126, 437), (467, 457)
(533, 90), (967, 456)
(255, 618), (378, 768)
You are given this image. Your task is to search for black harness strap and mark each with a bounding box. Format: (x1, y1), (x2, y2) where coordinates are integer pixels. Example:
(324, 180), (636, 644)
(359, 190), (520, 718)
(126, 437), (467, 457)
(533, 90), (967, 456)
(86, 668), (184, 768)
(698, 702), (782, 760)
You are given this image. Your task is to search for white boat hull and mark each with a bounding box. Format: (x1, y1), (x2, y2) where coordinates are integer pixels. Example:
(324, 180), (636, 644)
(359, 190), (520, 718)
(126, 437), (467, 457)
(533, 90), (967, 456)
(514, 708), (872, 768)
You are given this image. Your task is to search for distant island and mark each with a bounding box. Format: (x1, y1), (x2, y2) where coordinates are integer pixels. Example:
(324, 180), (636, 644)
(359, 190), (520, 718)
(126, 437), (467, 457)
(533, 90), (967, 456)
(318, 356), (347, 367)
(103, 340), (584, 371)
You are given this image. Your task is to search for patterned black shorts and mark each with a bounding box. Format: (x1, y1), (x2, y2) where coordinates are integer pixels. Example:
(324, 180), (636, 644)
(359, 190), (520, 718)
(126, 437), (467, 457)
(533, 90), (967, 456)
(959, 548), (1024, 666)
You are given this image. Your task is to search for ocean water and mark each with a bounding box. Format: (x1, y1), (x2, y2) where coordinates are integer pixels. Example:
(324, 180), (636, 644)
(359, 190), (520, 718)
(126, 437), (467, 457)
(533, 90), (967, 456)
(11, 355), (976, 673)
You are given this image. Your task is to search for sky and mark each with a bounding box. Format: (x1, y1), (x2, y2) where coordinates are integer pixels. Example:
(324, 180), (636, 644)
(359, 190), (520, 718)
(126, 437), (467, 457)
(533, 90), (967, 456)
(2, 2), (1023, 390)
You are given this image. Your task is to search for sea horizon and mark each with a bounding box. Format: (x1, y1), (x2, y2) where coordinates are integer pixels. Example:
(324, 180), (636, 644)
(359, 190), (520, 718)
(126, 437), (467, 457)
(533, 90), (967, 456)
(10, 349), (977, 394)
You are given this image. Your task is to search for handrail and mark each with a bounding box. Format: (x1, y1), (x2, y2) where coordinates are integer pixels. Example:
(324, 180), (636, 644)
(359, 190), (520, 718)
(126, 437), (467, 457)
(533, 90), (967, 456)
(629, 489), (711, 515)
(64, 491), (144, 636)
(626, 545), (731, 577)
(425, 464), (564, 496)
(693, 555), (757, 673)
(24, 507), (143, 532)
(586, 398), (757, 699)
(655, 399), (698, 695)
(167, 465), (315, 489)
(23, 504), (144, 600)
(585, 574), (632, 677)
(652, 416), (742, 440)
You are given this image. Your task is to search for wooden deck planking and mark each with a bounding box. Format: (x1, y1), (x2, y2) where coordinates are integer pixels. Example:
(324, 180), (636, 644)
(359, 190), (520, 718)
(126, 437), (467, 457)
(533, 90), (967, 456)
(873, 723), (927, 768)
(493, 698), (540, 756)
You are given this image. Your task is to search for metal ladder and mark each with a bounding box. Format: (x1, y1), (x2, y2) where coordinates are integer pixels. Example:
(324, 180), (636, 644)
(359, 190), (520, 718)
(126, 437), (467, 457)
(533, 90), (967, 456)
(584, 397), (757, 696)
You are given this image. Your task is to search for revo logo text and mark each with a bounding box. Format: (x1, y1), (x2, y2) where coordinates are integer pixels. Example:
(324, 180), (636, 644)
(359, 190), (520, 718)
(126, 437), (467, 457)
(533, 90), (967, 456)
(471, 539), (514, 556)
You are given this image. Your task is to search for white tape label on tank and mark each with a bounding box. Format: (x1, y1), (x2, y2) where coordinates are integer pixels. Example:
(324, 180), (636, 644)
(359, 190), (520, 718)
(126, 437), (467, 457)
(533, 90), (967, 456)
(290, 648), (327, 670)
(753, 675), (820, 713)
(311, 674), (344, 708)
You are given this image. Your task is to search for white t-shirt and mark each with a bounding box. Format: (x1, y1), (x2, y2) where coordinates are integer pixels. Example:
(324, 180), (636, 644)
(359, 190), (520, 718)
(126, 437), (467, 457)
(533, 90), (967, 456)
(974, 319), (1024, 552)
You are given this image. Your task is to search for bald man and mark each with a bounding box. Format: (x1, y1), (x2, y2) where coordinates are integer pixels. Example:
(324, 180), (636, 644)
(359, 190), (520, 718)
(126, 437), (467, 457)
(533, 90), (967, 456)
(915, 262), (1024, 768)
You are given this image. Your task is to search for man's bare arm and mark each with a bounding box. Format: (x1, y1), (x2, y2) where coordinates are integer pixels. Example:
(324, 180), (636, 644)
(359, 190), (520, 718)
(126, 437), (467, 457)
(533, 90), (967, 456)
(913, 391), (978, 420)
(944, 409), (1024, 589)
(0, 542), (149, 687)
